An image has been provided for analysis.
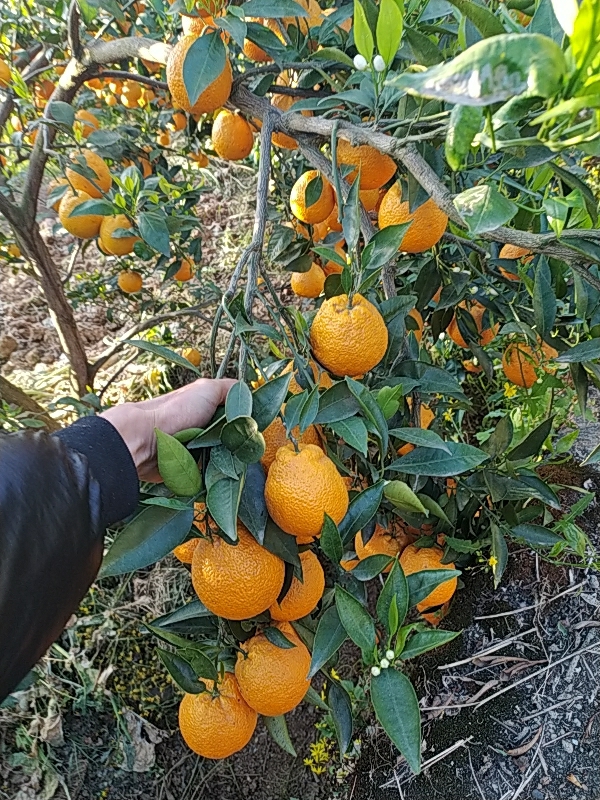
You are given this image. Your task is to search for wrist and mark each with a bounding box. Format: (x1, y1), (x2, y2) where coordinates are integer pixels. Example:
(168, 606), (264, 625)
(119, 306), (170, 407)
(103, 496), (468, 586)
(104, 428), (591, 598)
(100, 404), (155, 478)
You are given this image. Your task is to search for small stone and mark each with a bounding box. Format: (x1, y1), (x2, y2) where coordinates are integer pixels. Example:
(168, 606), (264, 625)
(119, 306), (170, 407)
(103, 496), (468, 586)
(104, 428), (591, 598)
(531, 790), (544, 800)
(562, 740), (574, 754)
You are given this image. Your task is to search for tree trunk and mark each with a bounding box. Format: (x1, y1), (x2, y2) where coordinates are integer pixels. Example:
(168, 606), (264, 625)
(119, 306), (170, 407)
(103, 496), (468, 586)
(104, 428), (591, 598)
(0, 376), (60, 431)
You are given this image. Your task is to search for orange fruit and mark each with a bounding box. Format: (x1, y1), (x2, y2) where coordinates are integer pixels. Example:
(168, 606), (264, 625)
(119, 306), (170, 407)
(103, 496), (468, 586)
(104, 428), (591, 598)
(66, 150), (112, 198)
(360, 187), (381, 211)
(354, 524), (410, 571)
(190, 150), (209, 167)
(0, 59), (12, 88)
(58, 189), (103, 238)
(173, 537), (201, 563)
(447, 301), (498, 349)
(47, 177), (68, 211)
(407, 307), (423, 343)
(310, 293), (388, 377)
(167, 36), (232, 115)
(291, 262), (325, 298)
(6, 244), (21, 258)
(212, 109), (254, 160)
(243, 18), (274, 62)
(501, 342), (540, 388)
(99, 214), (140, 256)
(181, 13), (212, 36)
(235, 622), (311, 716)
(323, 6), (352, 31)
(462, 359), (482, 374)
(117, 270), (143, 293)
(499, 243), (533, 262)
(260, 415), (321, 472)
(191, 523), (285, 619)
(283, 0), (324, 34)
(173, 257), (194, 281)
(121, 80), (142, 106)
(290, 170), (335, 225)
(182, 346), (202, 366)
(265, 443), (349, 542)
(123, 156), (153, 178)
(169, 111), (187, 131)
(400, 545), (457, 612)
(179, 672), (257, 759)
(336, 140), (396, 190)
(85, 77), (103, 91)
(269, 549), (324, 621)
(157, 129), (171, 147)
(74, 109), (100, 137)
(378, 185), (448, 253)
(282, 359), (333, 394)
(322, 242), (347, 276)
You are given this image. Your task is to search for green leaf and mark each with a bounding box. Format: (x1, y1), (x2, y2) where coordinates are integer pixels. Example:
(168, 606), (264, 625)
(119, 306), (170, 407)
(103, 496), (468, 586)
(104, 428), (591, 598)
(126, 340), (201, 374)
(221, 417), (266, 463)
(400, 629), (460, 660)
(342, 172), (361, 252)
(327, 679), (353, 760)
(506, 416), (554, 460)
(48, 100), (74, 127)
(445, 0), (506, 37)
(173, 427), (204, 443)
(225, 381), (253, 421)
(206, 476), (243, 541)
(376, 0), (403, 66)
(142, 497), (192, 511)
(187, 415), (227, 449)
(215, 13), (247, 47)
(252, 374), (292, 431)
(238, 462), (268, 543)
(407, 569), (461, 607)
(416, 494), (450, 524)
(309, 605), (347, 678)
(377, 385), (404, 419)
(351, 554), (393, 581)
(183, 32), (226, 108)
(510, 523), (564, 547)
(354, 0), (375, 61)
(571, 0), (600, 72)
(264, 626), (297, 648)
(267, 225), (295, 262)
(453, 185), (517, 235)
(321, 514), (344, 564)
(338, 481), (385, 545)
(361, 224), (412, 270)
(305, 173), (324, 209)
(315, 382), (361, 424)
(404, 26), (443, 66)
(157, 649), (205, 694)
(330, 417), (369, 456)
(209, 445), (242, 480)
(533, 258), (556, 338)
(388, 428), (451, 454)
(263, 520), (301, 567)
(555, 339), (600, 363)
(241, 0), (309, 17)
(179, 648), (219, 682)
(482, 415), (514, 459)
(137, 211), (170, 256)
(155, 429), (202, 497)
(371, 669), (421, 774)
(389, 442), (488, 477)
(263, 715), (297, 757)
(346, 378), (389, 452)
(152, 600), (214, 635)
(298, 385), (320, 433)
(100, 506), (194, 577)
(384, 480), (428, 515)
(68, 199), (114, 217)
(304, 684), (329, 711)
(335, 584), (377, 651)
(390, 33), (567, 106)
(445, 105), (483, 171)
(311, 47), (355, 69)
(491, 525), (508, 588)
(377, 559), (408, 633)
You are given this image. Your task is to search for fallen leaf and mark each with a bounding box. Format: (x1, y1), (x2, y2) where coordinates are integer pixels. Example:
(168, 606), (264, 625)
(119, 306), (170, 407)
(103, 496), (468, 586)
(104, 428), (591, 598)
(506, 726), (542, 757)
(567, 774), (587, 789)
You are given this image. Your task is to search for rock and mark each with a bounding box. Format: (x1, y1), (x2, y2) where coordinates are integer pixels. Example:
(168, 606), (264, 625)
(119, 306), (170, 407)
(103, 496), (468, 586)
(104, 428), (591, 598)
(562, 740), (574, 754)
(531, 790), (544, 800)
(0, 335), (18, 360)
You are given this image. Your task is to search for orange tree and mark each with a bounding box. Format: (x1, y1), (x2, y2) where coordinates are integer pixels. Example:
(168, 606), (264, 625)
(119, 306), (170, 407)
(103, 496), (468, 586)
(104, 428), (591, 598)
(4, 0), (600, 776)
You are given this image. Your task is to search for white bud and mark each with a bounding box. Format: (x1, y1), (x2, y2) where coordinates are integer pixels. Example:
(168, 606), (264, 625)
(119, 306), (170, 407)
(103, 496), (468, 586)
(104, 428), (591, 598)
(488, 288), (498, 297)
(472, 357), (479, 366)
(452, 266), (461, 273)
(380, 658), (390, 669)
(470, 286), (478, 294)
(353, 54), (369, 71)
(371, 666), (381, 676)
(438, 332), (446, 341)
(373, 54), (386, 72)
(385, 649), (395, 661)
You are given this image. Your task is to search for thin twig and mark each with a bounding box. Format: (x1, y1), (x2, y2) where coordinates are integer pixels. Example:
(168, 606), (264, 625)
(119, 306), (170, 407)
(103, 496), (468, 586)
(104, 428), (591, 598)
(100, 69), (167, 91)
(438, 628), (537, 670)
(474, 581), (586, 620)
(62, 239), (82, 285)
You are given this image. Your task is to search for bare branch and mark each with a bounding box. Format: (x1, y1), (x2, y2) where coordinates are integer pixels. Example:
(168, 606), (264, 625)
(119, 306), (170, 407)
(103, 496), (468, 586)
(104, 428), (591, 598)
(67, 0), (82, 60)
(100, 69), (167, 91)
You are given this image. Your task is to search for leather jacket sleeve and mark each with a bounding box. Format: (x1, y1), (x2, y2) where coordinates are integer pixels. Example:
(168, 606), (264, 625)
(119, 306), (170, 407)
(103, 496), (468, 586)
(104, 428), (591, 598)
(0, 416), (139, 702)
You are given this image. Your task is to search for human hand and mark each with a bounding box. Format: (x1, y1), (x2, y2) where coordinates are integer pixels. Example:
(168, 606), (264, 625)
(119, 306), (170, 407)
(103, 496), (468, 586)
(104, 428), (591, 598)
(101, 378), (236, 481)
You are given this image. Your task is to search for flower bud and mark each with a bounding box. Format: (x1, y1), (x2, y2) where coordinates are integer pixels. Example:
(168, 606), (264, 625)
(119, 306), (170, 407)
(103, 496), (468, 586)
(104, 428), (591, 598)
(371, 666), (381, 676)
(353, 54), (369, 71)
(385, 649), (395, 660)
(380, 658), (390, 669)
(373, 55), (386, 72)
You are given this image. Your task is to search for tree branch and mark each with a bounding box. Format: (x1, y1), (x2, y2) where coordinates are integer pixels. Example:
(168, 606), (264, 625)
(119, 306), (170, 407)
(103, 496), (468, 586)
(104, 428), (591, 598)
(67, 0), (82, 61)
(100, 69), (167, 91)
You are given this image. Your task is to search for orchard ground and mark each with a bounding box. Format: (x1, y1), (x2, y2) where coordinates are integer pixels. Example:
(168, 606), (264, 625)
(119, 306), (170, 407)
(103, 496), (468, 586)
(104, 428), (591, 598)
(1, 169), (600, 800)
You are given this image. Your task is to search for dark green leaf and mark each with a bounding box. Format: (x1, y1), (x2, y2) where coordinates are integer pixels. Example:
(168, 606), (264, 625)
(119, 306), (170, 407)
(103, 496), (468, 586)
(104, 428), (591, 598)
(183, 32), (226, 107)
(350, 554), (393, 581)
(335, 584), (376, 652)
(328, 679), (353, 757)
(238, 462), (268, 543)
(48, 100), (74, 127)
(210, 445), (242, 480)
(533, 257), (556, 338)
(68, 199), (113, 217)
(400, 629), (460, 660)
(215, 13), (247, 47)
(416, 494), (450, 524)
(174, 427), (204, 443)
(404, 26), (443, 66)
(141, 497), (192, 511)
(446, 0), (506, 37)
(338, 480), (385, 545)
(389, 442), (488, 476)
(407, 569), (460, 607)
(126, 340), (201, 374)
(482, 415), (513, 459)
(206, 476), (243, 540)
(298, 385), (320, 433)
(311, 46), (355, 68)
(342, 173), (361, 252)
(305, 173), (324, 209)
(315, 382), (361, 424)
(263, 715), (297, 756)
(304, 685), (329, 711)
(221, 417), (266, 463)
(242, 0), (309, 17)
(263, 519), (301, 567)
(555, 339), (600, 363)
(510, 523), (564, 547)
(152, 600), (214, 634)
(309, 605), (347, 678)
(445, 104), (483, 171)
(506, 416), (554, 461)
(225, 381), (253, 420)
(264, 626), (297, 648)
(179, 648), (219, 682)
(252, 373), (292, 431)
(155, 429), (202, 496)
(187, 415), (226, 449)
(321, 514), (343, 564)
(100, 506), (193, 577)
(346, 378), (389, 452)
(453, 185), (517, 234)
(330, 417), (369, 456)
(157, 649), (205, 694)
(362, 224), (412, 271)
(371, 669), (421, 774)
(491, 525), (508, 588)
(388, 427), (450, 453)
(384, 480), (428, 515)
(377, 559), (408, 633)
(137, 211), (170, 256)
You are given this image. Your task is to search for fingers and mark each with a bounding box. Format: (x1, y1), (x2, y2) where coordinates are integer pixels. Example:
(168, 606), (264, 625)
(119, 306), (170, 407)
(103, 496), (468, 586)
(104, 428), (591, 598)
(158, 378), (238, 435)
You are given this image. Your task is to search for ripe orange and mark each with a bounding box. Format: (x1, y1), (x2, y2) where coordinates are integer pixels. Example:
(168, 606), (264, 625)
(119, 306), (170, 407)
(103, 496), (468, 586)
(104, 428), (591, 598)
(269, 549), (325, 621)
(74, 109), (100, 138)
(235, 622), (311, 716)
(265, 443), (349, 542)
(191, 523), (285, 619)
(400, 544), (457, 612)
(354, 524), (409, 571)
(501, 342), (540, 388)
(121, 80), (142, 107)
(190, 150), (209, 167)
(117, 270), (143, 293)
(179, 672), (257, 759)
(167, 36), (232, 115)
(0, 59), (12, 88)
(58, 189), (103, 238)
(47, 177), (68, 211)
(212, 109), (254, 160)
(378, 185), (448, 253)
(173, 537), (200, 563)
(182, 346), (202, 366)
(260, 415), (321, 472)
(169, 110), (187, 131)
(66, 150), (112, 198)
(360, 187), (381, 212)
(499, 243), (533, 281)
(290, 170), (335, 225)
(282, 359), (333, 394)
(243, 18), (274, 62)
(407, 307), (424, 343)
(6, 244), (21, 258)
(463, 358), (482, 374)
(99, 214), (140, 256)
(322, 242), (347, 276)
(157, 130), (171, 147)
(336, 140), (396, 190)
(291, 262), (325, 298)
(283, 0), (324, 34)
(310, 293), (388, 377)
(447, 301), (498, 349)
(173, 257), (194, 281)
(405, 398), (435, 429)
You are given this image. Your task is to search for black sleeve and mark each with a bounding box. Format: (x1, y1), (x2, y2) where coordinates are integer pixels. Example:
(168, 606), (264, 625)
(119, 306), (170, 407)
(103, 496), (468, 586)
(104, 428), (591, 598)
(0, 416), (139, 702)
